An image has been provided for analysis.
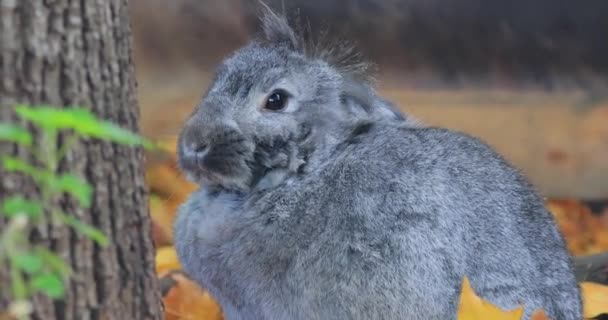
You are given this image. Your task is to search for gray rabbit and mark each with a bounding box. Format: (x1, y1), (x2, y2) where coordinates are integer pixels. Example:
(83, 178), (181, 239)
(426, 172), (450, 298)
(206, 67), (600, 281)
(173, 6), (582, 320)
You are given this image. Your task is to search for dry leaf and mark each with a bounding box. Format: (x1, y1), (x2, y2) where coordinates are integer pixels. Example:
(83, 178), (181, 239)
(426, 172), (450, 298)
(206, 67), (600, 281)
(457, 276), (524, 320)
(146, 161), (197, 200)
(156, 246), (182, 275)
(546, 200), (608, 256)
(580, 281), (608, 319)
(160, 270), (224, 320)
(530, 309), (550, 320)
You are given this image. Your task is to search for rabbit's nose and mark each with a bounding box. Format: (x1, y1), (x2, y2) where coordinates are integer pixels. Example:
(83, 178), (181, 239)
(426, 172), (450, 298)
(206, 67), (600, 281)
(179, 136), (210, 172)
(183, 140), (209, 160)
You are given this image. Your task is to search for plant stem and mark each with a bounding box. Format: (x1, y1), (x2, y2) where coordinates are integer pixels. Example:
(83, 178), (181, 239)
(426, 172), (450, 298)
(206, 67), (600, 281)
(39, 128), (57, 225)
(3, 217), (29, 301)
(55, 134), (78, 163)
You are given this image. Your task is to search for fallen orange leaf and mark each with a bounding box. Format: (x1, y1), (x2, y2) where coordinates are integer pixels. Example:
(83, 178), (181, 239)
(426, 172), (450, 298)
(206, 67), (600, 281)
(530, 309), (550, 320)
(145, 162), (197, 201)
(160, 270), (223, 320)
(580, 281), (608, 319)
(546, 199), (608, 256)
(156, 246), (182, 275)
(457, 276), (524, 320)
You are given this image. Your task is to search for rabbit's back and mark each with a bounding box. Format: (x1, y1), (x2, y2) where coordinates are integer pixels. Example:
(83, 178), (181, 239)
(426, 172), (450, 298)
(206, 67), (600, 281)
(174, 122), (582, 320)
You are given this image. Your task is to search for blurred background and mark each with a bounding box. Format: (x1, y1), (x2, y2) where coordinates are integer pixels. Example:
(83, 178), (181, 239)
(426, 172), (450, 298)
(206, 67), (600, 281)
(131, 0), (608, 260)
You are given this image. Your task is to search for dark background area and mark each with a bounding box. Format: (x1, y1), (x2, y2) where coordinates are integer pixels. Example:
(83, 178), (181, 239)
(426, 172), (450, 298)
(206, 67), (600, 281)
(130, 0), (608, 90)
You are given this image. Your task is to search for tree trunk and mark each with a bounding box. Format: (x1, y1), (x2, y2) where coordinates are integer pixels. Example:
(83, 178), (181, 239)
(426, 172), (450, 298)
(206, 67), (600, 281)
(0, 0), (163, 319)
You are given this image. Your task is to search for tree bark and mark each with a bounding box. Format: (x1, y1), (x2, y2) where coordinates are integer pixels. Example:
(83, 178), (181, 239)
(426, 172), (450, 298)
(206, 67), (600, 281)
(0, 0), (163, 319)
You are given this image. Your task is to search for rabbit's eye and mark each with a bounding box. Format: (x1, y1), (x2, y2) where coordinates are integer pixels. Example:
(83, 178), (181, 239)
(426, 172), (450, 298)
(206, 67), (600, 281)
(264, 90), (289, 111)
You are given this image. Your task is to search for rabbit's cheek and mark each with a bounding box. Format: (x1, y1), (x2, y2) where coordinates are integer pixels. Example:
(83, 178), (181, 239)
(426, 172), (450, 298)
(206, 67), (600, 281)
(205, 168), (252, 192)
(254, 168), (290, 191)
(195, 213), (238, 246)
(183, 189), (243, 247)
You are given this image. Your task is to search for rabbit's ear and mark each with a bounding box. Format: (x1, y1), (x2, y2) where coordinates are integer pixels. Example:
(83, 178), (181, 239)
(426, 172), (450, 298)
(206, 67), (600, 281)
(258, 1), (301, 51)
(340, 79), (406, 121)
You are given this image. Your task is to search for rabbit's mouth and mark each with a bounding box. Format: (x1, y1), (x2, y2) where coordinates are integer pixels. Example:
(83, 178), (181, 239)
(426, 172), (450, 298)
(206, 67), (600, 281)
(180, 141), (291, 193)
(181, 160), (254, 193)
(178, 137), (256, 192)
(180, 124), (314, 193)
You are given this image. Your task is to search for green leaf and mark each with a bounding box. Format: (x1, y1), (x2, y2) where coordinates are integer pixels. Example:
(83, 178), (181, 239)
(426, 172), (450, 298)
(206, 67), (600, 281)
(14, 104), (155, 149)
(0, 123), (32, 146)
(36, 247), (71, 278)
(53, 174), (92, 208)
(2, 156), (41, 177)
(14, 104), (94, 131)
(56, 213), (108, 246)
(14, 254), (43, 274)
(11, 268), (28, 299)
(2, 196), (43, 218)
(86, 121), (155, 149)
(31, 273), (64, 299)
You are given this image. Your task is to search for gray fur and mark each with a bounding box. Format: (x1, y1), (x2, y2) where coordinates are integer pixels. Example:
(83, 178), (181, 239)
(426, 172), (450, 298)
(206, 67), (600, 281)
(173, 5), (582, 320)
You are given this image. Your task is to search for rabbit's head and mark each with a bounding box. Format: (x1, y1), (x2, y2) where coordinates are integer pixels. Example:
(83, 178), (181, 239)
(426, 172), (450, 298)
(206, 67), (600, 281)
(177, 5), (406, 192)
